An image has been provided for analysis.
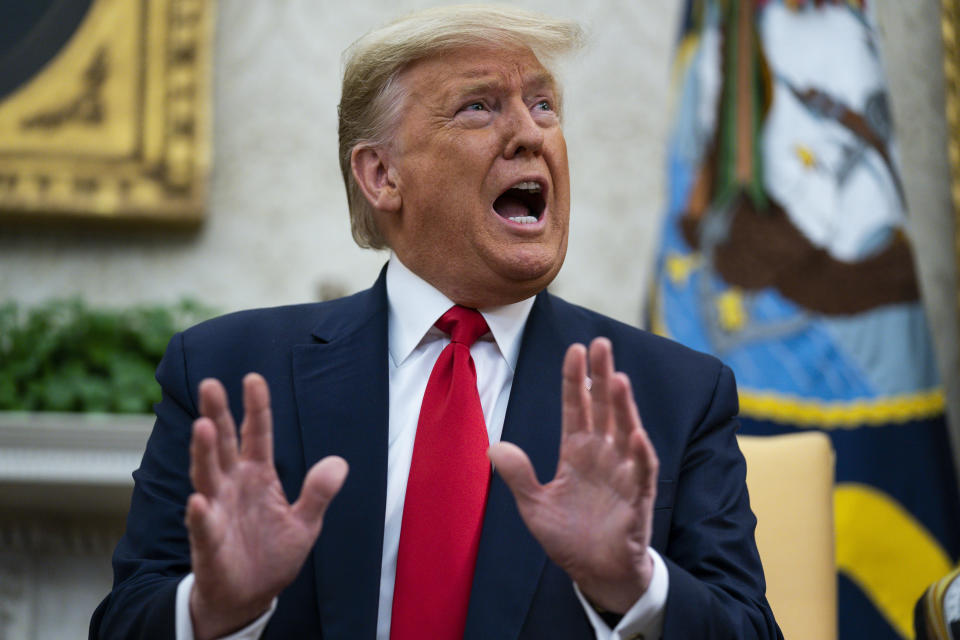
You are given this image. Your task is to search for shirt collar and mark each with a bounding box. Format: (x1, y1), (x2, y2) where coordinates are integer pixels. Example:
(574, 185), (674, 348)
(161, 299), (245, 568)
(386, 255), (535, 371)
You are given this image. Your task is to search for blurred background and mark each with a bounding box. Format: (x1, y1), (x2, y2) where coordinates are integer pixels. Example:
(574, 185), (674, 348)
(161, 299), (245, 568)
(0, 1), (956, 638)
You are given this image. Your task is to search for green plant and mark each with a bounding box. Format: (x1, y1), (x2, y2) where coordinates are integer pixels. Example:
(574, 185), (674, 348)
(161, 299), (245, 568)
(0, 299), (216, 413)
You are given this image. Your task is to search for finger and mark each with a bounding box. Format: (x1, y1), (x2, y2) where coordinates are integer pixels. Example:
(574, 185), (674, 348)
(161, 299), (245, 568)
(588, 337), (615, 438)
(292, 456), (349, 528)
(613, 381), (659, 496)
(561, 343), (591, 437)
(198, 378), (239, 471)
(629, 430), (659, 500)
(185, 492), (220, 553)
(610, 372), (638, 453)
(239, 373), (274, 464)
(190, 418), (222, 496)
(488, 441), (543, 503)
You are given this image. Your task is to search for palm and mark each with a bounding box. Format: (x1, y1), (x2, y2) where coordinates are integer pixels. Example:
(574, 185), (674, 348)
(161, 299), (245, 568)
(186, 374), (347, 639)
(488, 338), (658, 613)
(191, 460), (313, 602)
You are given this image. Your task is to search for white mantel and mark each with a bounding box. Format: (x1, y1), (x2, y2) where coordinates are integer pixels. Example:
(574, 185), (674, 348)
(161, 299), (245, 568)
(0, 412), (153, 640)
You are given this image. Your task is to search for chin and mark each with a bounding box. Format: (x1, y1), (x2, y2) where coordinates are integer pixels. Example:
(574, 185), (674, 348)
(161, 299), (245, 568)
(495, 250), (565, 294)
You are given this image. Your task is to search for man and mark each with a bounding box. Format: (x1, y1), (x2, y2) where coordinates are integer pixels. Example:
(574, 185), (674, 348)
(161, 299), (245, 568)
(91, 6), (781, 639)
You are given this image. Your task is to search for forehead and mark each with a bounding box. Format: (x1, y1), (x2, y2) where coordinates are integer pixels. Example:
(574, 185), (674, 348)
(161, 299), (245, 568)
(400, 45), (557, 97)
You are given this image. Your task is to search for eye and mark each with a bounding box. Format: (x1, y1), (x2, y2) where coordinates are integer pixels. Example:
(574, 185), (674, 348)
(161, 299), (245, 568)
(534, 99), (553, 111)
(454, 99), (494, 126)
(460, 101), (488, 113)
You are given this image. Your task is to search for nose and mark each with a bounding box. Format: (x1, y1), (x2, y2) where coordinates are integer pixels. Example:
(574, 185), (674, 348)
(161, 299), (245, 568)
(503, 100), (544, 159)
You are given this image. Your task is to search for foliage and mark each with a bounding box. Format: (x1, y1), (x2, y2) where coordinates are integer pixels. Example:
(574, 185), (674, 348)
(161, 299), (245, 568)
(0, 299), (215, 413)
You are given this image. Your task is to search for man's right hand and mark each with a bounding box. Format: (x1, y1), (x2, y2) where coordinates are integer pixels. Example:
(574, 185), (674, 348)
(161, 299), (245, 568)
(186, 373), (348, 640)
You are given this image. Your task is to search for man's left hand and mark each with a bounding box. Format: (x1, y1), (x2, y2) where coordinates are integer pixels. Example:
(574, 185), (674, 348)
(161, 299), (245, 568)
(488, 337), (659, 613)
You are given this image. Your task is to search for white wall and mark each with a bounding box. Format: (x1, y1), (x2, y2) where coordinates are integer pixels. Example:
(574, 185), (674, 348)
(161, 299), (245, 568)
(874, 2), (960, 466)
(0, 0), (955, 440)
(0, 0), (677, 325)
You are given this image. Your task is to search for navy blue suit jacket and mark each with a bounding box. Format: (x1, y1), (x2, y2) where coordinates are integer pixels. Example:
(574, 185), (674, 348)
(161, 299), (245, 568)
(92, 269), (781, 639)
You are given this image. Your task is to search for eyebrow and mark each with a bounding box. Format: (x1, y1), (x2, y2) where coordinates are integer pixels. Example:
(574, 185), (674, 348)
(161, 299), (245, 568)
(451, 69), (558, 98)
(523, 70), (558, 92)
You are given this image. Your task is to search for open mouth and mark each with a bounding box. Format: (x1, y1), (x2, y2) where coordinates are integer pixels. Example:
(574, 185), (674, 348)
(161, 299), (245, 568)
(493, 181), (546, 224)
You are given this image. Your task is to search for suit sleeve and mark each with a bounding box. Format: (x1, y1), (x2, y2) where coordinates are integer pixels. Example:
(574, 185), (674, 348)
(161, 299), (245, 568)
(90, 332), (198, 640)
(660, 365), (783, 640)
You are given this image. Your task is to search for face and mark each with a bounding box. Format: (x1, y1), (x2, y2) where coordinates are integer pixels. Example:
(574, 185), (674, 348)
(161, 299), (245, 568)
(377, 45), (571, 307)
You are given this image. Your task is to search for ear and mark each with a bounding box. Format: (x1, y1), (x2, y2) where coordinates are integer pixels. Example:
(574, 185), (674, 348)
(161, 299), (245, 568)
(351, 144), (401, 214)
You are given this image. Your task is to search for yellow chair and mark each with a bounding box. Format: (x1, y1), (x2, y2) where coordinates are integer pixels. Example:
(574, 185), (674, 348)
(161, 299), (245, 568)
(738, 432), (837, 640)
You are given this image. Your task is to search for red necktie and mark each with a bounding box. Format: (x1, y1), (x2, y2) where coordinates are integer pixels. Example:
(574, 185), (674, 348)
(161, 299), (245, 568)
(390, 305), (492, 639)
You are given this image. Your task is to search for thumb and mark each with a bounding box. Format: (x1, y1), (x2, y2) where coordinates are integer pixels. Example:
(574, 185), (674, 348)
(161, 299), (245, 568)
(488, 441), (542, 503)
(292, 455), (349, 527)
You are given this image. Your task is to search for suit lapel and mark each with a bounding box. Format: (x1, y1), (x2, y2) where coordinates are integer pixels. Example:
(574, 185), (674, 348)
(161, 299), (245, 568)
(465, 293), (569, 639)
(293, 271), (389, 640)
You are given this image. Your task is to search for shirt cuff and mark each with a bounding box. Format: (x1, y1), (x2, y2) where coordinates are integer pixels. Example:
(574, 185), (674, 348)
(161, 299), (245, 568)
(574, 548), (669, 640)
(175, 573), (277, 640)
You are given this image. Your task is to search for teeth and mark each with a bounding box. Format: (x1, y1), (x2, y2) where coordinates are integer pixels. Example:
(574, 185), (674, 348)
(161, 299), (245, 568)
(512, 181), (541, 192)
(508, 216), (538, 224)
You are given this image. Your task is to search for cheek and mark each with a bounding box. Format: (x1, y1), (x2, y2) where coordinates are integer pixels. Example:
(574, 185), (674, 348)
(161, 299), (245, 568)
(553, 142), (570, 187)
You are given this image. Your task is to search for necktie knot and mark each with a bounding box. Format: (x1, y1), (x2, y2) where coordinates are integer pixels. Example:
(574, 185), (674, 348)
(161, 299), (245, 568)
(435, 305), (489, 348)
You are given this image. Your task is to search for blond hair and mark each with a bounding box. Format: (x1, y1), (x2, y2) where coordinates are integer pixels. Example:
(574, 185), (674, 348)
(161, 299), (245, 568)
(338, 4), (585, 249)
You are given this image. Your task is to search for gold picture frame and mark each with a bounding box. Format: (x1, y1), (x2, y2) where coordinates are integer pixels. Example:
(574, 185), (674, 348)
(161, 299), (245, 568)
(944, 0), (960, 320)
(0, 0), (214, 226)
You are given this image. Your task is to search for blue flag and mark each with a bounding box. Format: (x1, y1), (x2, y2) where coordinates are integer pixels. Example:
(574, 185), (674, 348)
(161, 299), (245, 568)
(649, 1), (960, 637)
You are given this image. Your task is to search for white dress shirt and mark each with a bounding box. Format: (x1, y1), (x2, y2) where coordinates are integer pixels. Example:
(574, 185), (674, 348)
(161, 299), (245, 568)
(174, 256), (667, 640)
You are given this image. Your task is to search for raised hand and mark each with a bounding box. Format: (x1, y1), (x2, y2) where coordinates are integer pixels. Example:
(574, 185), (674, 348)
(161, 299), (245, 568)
(186, 373), (348, 640)
(487, 337), (658, 613)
